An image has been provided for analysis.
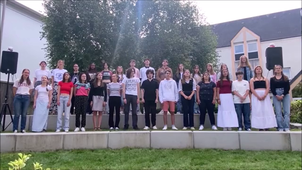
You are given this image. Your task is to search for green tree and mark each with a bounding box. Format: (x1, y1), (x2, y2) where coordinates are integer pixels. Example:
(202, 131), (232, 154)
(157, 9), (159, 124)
(42, 0), (218, 73)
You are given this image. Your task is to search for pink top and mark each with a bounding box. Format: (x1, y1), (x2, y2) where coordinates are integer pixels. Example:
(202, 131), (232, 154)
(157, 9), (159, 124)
(75, 86), (89, 96)
(210, 73), (217, 83)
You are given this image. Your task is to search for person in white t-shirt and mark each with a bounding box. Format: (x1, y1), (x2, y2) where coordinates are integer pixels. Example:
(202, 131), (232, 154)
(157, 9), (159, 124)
(122, 68), (140, 130)
(12, 69), (34, 133)
(50, 60), (67, 114)
(139, 59), (155, 84)
(32, 75), (53, 132)
(232, 71), (251, 131)
(33, 61), (51, 97)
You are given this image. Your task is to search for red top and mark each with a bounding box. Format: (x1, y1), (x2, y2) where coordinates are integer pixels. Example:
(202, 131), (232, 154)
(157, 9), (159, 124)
(58, 81), (73, 95)
(216, 80), (232, 94)
(75, 85), (89, 96)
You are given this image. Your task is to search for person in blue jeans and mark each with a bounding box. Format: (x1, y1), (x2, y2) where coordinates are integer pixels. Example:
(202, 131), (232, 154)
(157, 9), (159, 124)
(232, 71), (251, 131)
(13, 69), (34, 133)
(270, 65), (291, 131)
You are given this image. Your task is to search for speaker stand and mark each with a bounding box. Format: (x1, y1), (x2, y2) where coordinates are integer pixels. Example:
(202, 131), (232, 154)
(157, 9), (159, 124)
(0, 73), (14, 132)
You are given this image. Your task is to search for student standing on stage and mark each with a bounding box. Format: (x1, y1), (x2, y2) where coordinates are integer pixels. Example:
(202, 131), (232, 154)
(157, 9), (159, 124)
(129, 59), (140, 79)
(122, 68), (140, 130)
(192, 65), (202, 114)
(140, 59), (155, 83)
(141, 70), (159, 130)
(174, 63), (184, 114)
(107, 74), (123, 130)
(74, 73), (90, 132)
(156, 59), (170, 83)
(159, 69), (179, 130)
(270, 65), (290, 131)
(237, 55), (253, 82)
(56, 72), (73, 132)
(196, 72), (217, 131)
(70, 64), (80, 115)
(216, 69), (238, 131)
(217, 63), (232, 81)
(87, 63), (98, 82)
(250, 66), (277, 131)
(232, 71), (251, 131)
(51, 60), (67, 114)
(32, 75), (52, 132)
(179, 69), (196, 130)
(13, 69), (34, 133)
(206, 63), (217, 83)
(89, 72), (107, 130)
(117, 66), (126, 113)
(101, 62), (112, 114)
(33, 61), (51, 94)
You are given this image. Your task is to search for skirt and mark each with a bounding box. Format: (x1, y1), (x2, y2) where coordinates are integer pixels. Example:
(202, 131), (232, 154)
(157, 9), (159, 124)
(251, 89), (277, 129)
(217, 93), (239, 128)
(92, 96), (104, 111)
(50, 82), (58, 113)
(32, 100), (49, 132)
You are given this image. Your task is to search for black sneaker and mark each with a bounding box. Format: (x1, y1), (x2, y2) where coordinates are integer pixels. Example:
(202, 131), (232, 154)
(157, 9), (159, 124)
(133, 126), (139, 130)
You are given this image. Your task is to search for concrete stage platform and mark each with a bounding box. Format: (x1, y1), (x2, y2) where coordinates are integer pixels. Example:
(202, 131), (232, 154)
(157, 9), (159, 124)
(1, 131), (301, 153)
(1, 114), (216, 131)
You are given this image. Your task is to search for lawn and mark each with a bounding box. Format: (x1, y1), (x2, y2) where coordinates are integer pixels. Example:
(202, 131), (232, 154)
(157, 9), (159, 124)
(1, 149), (301, 170)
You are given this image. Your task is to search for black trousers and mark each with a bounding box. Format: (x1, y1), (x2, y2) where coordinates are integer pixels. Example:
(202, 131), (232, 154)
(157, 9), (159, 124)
(181, 91), (195, 127)
(75, 96), (88, 127)
(70, 96), (75, 115)
(124, 94), (138, 128)
(199, 100), (215, 125)
(109, 96), (121, 128)
(144, 100), (156, 127)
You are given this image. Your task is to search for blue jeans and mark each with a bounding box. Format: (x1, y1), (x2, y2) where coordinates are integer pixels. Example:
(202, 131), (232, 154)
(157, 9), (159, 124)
(234, 103), (251, 130)
(57, 95), (71, 131)
(273, 94), (290, 130)
(13, 94), (30, 131)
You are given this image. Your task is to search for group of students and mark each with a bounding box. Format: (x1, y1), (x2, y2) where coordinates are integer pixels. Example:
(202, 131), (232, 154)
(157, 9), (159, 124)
(11, 55), (291, 133)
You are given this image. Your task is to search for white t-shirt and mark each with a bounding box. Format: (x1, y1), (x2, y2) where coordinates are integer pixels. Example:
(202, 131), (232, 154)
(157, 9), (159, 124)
(35, 85), (52, 102)
(122, 77), (140, 96)
(13, 80), (34, 95)
(159, 79), (179, 103)
(52, 69), (67, 82)
(35, 69), (52, 81)
(140, 66), (155, 84)
(232, 80), (250, 104)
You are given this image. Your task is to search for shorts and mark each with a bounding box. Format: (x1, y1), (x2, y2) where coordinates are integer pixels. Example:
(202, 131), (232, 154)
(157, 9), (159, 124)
(162, 101), (175, 112)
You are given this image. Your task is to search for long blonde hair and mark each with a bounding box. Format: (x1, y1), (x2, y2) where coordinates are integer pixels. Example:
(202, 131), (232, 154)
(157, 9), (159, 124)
(253, 65), (264, 79)
(206, 63), (215, 75)
(238, 55), (252, 69)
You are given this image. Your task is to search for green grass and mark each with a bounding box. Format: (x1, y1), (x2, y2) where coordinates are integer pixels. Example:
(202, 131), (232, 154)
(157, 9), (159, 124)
(1, 149), (301, 170)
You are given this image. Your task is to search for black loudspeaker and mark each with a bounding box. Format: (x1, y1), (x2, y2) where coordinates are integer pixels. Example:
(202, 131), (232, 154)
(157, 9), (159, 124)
(266, 47), (283, 70)
(0, 51), (18, 74)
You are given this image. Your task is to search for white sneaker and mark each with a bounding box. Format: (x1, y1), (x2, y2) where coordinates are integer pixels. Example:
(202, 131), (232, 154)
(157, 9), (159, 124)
(115, 127), (119, 130)
(74, 127), (80, 132)
(238, 128), (242, 131)
(13, 130), (18, 133)
(199, 125), (204, 131)
(167, 111), (171, 115)
(56, 129), (61, 132)
(190, 127), (195, 130)
(162, 125), (167, 130)
(152, 126), (157, 130)
(227, 127), (232, 131)
(212, 125), (218, 130)
(176, 112), (181, 114)
(81, 127), (85, 132)
(223, 128), (228, 131)
(143, 126), (149, 130)
(183, 127), (187, 130)
(278, 129), (283, 132)
(247, 128), (251, 131)
(172, 125), (178, 130)
(159, 110), (163, 115)
(65, 129), (69, 132)
(21, 130), (26, 133)
(110, 127), (114, 130)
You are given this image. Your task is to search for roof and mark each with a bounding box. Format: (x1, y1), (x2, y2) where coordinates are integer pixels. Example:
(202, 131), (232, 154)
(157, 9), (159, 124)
(6, 0), (44, 21)
(212, 8), (302, 48)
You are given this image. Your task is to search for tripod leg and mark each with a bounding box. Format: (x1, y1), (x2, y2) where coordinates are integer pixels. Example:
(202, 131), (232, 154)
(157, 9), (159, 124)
(2, 105), (7, 131)
(5, 104), (14, 131)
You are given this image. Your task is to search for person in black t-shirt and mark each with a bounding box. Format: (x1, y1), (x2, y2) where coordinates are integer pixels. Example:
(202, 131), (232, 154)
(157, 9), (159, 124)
(141, 69), (159, 130)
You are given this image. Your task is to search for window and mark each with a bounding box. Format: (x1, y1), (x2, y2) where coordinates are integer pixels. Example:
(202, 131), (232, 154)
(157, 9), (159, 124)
(283, 67), (291, 79)
(234, 44), (244, 61)
(247, 42), (258, 59)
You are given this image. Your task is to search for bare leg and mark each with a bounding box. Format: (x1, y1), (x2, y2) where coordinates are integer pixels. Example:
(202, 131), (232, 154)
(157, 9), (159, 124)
(98, 111), (103, 129)
(93, 111), (97, 129)
(171, 112), (175, 125)
(163, 111), (168, 125)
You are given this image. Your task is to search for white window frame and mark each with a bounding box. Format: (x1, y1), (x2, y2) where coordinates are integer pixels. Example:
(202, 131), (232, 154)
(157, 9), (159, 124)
(247, 42), (258, 53)
(234, 44), (244, 54)
(282, 67), (291, 79)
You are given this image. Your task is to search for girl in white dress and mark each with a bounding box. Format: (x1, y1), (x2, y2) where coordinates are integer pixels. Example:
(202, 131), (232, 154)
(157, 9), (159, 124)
(250, 66), (277, 130)
(32, 75), (52, 132)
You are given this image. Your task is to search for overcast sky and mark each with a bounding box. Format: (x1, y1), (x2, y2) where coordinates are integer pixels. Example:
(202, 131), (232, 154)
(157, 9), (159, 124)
(17, 0), (301, 24)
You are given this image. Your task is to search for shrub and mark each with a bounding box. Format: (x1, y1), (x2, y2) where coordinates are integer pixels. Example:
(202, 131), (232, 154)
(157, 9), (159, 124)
(8, 153), (53, 170)
(292, 82), (302, 98)
(290, 100), (302, 123)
